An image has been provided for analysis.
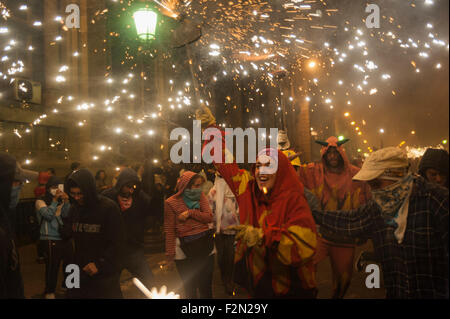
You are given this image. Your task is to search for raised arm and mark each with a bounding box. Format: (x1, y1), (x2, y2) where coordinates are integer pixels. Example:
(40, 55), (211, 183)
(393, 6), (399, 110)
(196, 104), (253, 200)
(35, 200), (59, 222)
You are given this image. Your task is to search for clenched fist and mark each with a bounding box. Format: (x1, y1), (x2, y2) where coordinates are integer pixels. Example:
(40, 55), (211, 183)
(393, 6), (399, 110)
(195, 103), (216, 128)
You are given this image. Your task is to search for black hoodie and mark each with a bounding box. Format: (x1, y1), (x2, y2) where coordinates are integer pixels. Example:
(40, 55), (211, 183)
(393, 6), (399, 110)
(419, 148), (449, 188)
(102, 168), (153, 250)
(65, 168), (125, 280)
(0, 152), (24, 298)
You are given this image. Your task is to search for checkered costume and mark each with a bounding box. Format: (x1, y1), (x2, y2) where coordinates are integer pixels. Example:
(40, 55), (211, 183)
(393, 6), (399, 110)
(312, 176), (449, 299)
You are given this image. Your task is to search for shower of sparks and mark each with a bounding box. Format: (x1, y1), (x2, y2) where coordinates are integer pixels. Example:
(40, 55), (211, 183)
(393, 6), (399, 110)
(0, 0), (448, 162)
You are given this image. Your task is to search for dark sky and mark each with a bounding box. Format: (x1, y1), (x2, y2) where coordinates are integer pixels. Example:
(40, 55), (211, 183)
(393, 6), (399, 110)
(309, 0), (449, 149)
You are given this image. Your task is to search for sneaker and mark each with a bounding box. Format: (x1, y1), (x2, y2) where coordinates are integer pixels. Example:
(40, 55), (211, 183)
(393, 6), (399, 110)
(44, 293), (56, 299)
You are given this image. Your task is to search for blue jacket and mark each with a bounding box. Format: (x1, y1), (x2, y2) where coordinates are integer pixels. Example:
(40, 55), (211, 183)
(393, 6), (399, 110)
(36, 200), (70, 241)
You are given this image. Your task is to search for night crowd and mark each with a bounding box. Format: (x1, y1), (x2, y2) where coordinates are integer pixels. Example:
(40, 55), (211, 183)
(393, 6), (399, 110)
(0, 105), (448, 299)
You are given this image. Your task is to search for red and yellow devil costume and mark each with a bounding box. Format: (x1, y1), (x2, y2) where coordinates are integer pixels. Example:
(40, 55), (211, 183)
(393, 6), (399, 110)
(216, 149), (317, 297)
(298, 136), (371, 298)
(197, 104), (318, 298)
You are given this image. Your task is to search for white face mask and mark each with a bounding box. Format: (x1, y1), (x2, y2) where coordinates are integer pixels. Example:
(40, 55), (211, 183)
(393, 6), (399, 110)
(50, 189), (57, 196)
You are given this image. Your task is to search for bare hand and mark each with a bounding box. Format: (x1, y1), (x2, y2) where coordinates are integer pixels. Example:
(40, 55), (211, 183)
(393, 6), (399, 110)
(53, 189), (64, 202)
(195, 104), (216, 128)
(178, 211), (190, 222)
(83, 263), (98, 276)
(229, 225), (263, 247)
(60, 191), (69, 202)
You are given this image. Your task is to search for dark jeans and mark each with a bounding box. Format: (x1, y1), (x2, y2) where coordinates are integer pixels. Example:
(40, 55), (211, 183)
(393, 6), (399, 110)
(121, 248), (154, 288)
(176, 254), (214, 299)
(41, 239), (73, 294)
(214, 233), (235, 292)
(36, 240), (45, 259)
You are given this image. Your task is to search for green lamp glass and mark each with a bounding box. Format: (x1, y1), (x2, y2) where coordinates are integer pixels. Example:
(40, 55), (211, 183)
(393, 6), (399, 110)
(133, 8), (158, 41)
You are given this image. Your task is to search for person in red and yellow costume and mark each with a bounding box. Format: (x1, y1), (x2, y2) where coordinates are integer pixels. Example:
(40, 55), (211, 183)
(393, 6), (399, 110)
(298, 137), (371, 298)
(196, 105), (318, 298)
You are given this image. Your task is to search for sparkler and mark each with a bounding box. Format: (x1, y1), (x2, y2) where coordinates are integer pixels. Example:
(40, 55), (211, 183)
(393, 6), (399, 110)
(0, 0), (447, 164)
(0, 2), (10, 20)
(132, 278), (180, 299)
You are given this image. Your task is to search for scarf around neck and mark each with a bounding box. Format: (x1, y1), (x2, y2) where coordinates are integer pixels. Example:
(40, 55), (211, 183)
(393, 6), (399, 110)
(182, 189), (201, 209)
(372, 174), (414, 243)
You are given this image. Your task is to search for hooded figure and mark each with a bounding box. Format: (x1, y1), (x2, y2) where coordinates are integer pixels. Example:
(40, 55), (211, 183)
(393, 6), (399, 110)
(218, 148), (317, 298)
(418, 148), (449, 189)
(164, 171), (214, 298)
(312, 147), (449, 299)
(297, 136), (371, 299)
(102, 168), (154, 287)
(103, 168), (153, 249)
(0, 152), (25, 298)
(65, 168), (125, 299)
(299, 136), (371, 211)
(196, 105), (317, 298)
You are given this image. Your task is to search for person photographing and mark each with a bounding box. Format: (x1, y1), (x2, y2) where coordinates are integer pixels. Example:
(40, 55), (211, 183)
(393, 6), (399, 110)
(35, 176), (72, 299)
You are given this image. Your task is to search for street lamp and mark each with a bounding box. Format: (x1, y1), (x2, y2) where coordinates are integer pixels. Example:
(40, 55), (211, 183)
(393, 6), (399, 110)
(133, 8), (158, 41)
(133, 7), (158, 160)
